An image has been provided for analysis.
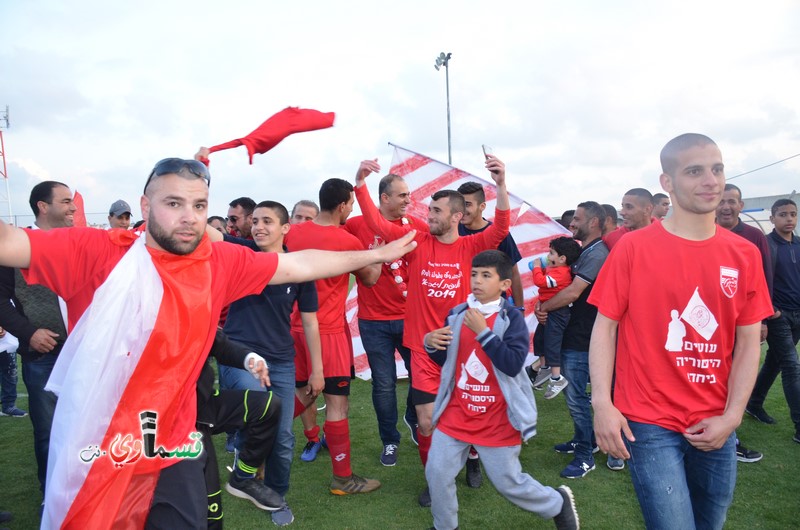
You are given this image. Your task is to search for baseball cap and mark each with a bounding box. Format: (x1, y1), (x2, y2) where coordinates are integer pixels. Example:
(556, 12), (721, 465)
(109, 199), (132, 217)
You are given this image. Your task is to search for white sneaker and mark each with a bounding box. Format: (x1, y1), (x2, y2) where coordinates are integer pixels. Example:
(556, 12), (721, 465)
(544, 376), (569, 399)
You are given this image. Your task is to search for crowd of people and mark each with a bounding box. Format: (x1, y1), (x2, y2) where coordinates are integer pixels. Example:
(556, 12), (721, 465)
(0, 132), (797, 529)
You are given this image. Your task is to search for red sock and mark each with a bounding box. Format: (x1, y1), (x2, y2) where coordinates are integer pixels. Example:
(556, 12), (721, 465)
(303, 425), (320, 444)
(324, 418), (352, 477)
(294, 396), (308, 419)
(418, 432), (432, 467)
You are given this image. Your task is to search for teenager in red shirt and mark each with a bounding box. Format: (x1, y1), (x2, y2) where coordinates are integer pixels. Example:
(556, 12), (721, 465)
(589, 135), (772, 529)
(285, 178), (384, 495)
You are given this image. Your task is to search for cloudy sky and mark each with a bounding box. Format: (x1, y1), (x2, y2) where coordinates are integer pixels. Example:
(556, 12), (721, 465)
(2, 0), (798, 226)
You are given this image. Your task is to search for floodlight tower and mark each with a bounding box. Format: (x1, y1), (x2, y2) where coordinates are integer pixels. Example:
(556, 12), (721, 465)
(0, 106), (12, 223)
(434, 52), (452, 164)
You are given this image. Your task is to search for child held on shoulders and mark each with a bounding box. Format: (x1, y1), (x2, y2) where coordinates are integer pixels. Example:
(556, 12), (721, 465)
(529, 237), (581, 399)
(423, 250), (579, 530)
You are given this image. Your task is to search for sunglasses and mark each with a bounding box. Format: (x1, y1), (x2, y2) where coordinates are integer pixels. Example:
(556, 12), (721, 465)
(144, 158), (211, 192)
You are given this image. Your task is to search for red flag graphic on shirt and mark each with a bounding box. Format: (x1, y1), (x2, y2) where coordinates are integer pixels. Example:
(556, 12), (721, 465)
(72, 190), (87, 227)
(347, 144), (571, 380)
(202, 107), (335, 165)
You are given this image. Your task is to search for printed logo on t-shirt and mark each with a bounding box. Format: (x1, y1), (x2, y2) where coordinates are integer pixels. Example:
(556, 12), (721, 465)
(665, 287), (722, 385)
(719, 266), (739, 299)
(679, 287), (719, 341)
(456, 351), (493, 413)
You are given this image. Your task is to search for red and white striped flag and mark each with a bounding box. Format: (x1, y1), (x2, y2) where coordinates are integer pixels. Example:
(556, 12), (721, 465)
(349, 144), (571, 379)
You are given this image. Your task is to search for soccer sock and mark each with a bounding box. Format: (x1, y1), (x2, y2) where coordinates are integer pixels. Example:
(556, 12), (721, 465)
(418, 432), (432, 467)
(303, 424), (320, 444)
(294, 396), (308, 418)
(324, 418), (352, 477)
(234, 459), (257, 480)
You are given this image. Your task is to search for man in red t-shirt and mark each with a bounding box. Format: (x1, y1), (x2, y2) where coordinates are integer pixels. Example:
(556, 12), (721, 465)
(0, 159), (417, 528)
(602, 188), (654, 250)
(354, 155), (510, 505)
(345, 174), (426, 466)
(285, 178), (384, 495)
(589, 134), (773, 529)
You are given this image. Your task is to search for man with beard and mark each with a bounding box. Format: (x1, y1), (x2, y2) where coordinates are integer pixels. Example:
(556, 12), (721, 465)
(227, 196), (256, 238)
(535, 201), (616, 477)
(0, 181), (75, 503)
(353, 155), (509, 507)
(0, 158), (418, 528)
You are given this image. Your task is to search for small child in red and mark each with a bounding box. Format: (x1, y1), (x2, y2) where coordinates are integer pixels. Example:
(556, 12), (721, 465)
(529, 236), (581, 399)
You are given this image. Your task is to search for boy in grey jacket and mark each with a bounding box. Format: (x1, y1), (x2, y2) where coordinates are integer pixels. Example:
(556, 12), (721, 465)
(423, 250), (579, 530)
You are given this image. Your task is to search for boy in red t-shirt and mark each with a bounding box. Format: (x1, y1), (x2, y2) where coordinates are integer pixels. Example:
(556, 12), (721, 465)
(423, 250), (579, 530)
(529, 236), (581, 399)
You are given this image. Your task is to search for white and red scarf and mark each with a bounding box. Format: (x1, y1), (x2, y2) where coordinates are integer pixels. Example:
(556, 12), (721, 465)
(44, 232), (213, 529)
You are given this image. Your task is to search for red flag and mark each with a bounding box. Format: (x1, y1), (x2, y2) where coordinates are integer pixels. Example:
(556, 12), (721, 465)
(72, 190), (87, 227)
(204, 107), (335, 165)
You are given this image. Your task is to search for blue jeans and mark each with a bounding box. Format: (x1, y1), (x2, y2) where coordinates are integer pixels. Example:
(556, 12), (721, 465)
(561, 349), (594, 462)
(748, 310), (800, 428)
(21, 353), (58, 494)
(626, 421), (736, 530)
(219, 360), (296, 497)
(358, 319), (416, 445)
(0, 350), (19, 410)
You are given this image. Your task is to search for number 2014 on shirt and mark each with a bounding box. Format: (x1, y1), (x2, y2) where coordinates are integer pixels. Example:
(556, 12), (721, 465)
(428, 288), (457, 299)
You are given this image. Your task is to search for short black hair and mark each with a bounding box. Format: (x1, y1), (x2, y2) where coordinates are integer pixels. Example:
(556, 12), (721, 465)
(255, 200), (289, 225)
(229, 197), (256, 215)
(457, 181), (485, 204)
(472, 250), (513, 281)
(207, 215), (225, 225)
(558, 209), (575, 229)
(549, 236), (581, 265)
(319, 178), (354, 212)
(660, 133), (717, 175)
(602, 204), (618, 224)
(652, 192), (669, 202)
(771, 198), (797, 216)
(577, 201), (605, 226)
(29, 181), (69, 217)
(431, 189), (465, 215)
(378, 174), (404, 197)
(624, 188), (654, 204)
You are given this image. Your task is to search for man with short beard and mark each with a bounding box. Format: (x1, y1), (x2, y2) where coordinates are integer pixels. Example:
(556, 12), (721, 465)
(227, 196), (256, 239)
(535, 201), (615, 478)
(0, 158), (417, 528)
(354, 155), (509, 507)
(0, 181), (75, 502)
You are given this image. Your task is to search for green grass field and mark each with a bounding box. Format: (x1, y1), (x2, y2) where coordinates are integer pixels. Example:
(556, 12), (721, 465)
(0, 345), (796, 529)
